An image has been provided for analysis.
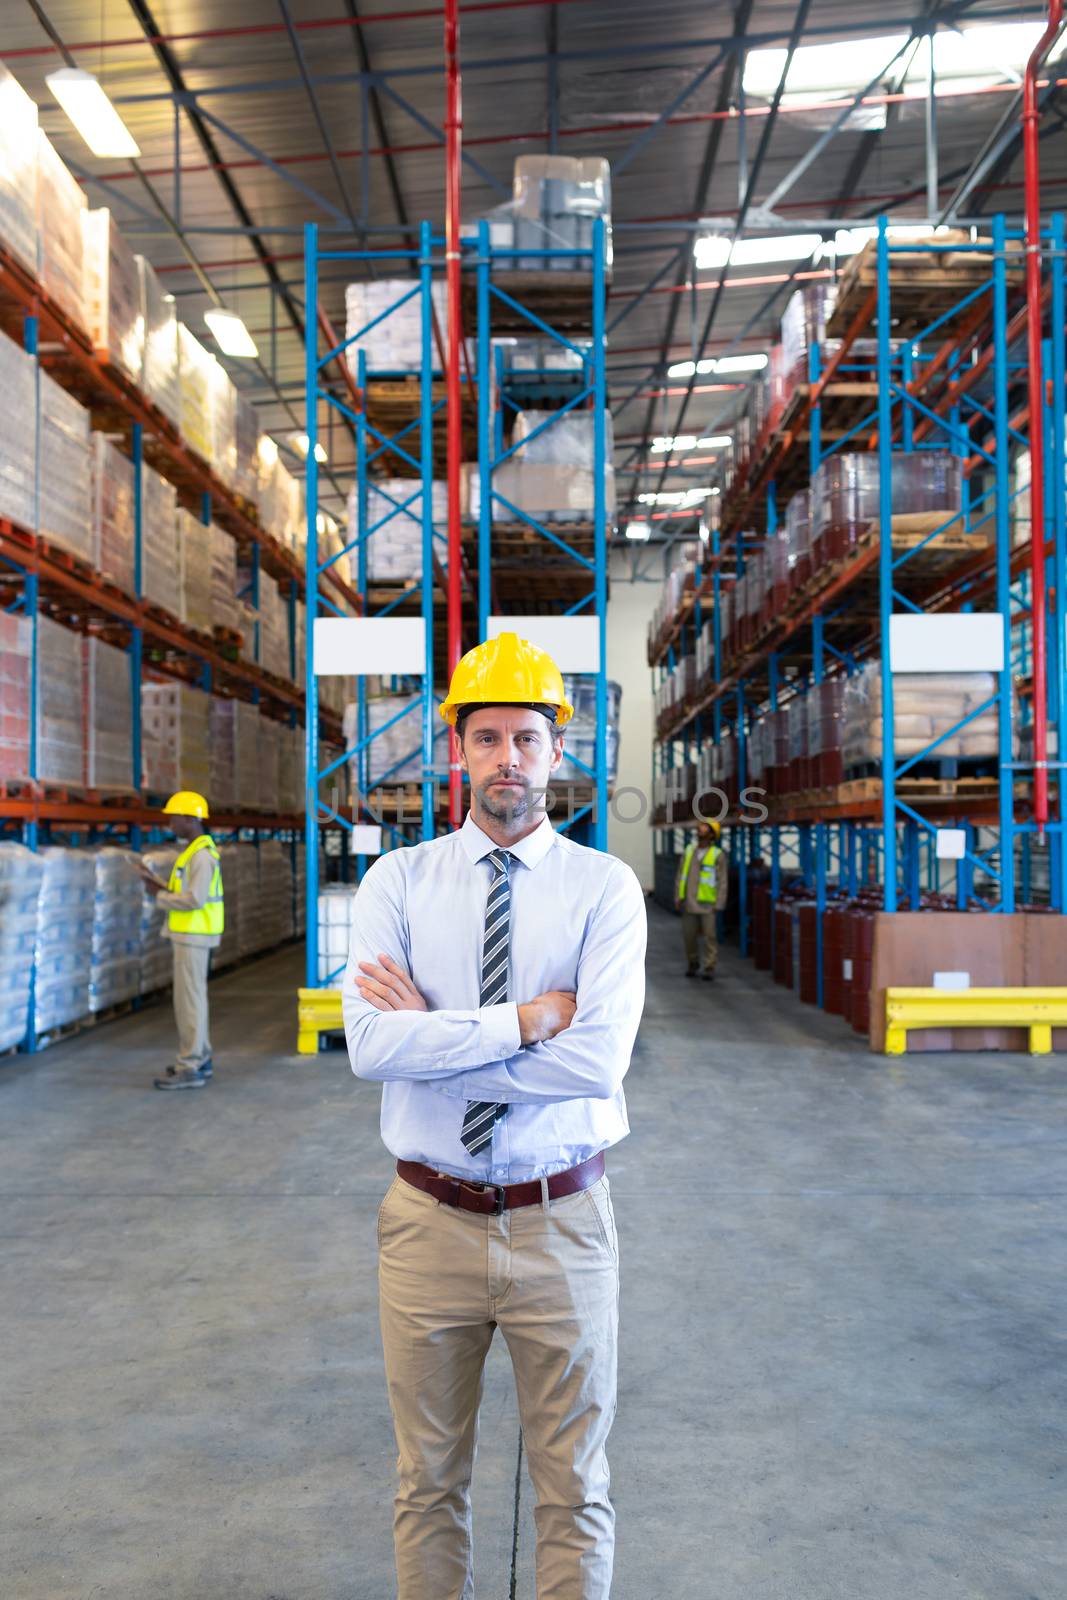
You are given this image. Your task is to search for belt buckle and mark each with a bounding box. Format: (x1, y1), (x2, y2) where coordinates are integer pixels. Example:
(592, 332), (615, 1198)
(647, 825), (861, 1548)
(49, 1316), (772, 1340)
(489, 1184), (507, 1216)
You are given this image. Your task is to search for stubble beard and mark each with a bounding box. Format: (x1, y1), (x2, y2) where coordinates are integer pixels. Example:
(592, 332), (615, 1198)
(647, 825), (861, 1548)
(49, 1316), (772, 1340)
(476, 774), (540, 825)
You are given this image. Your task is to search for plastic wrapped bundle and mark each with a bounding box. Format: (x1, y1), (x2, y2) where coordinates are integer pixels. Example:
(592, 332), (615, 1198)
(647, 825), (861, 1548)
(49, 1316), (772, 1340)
(499, 337), (592, 377)
(511, 155), (612, 272)
(82, 208), (142, 380)
(318, 885), (358, 984)
(258, 715), (280, 810)
(767, 707), (790, 795)
(812, 450), (962, 563)
(278, 724), (304, 814)
(89, 848), (142, 1012)
(84, 637), (133, 790)
(141, 682), (211, 796)
(207, 697), (237, 813)
(784, 489), (812, 593)
(90, 435), (135, 593)
(234, 843), (262, 957)
(233, 395), (259, 503)
(344, 278), (448, 374)
(209, 697), (260, 811)
(139, 845), (177, 993)
(39, 372), (92, 562)
(556, 676), (621, 782)
(257, 839), (294, 948)
(209, 524), (240, 636)
(0, 66), (39, 274)
(351, 479), (449, 583)
(178, 323), (216, 460)
(780, 283), (836, 396)
(34, 847), (95, 1034)
(481, 407), (616, 524)
(0, 613), (31, 783)
(36, 131), (87, 332)
(842, 664), (1014, 768)
(177, 511), (213, 633)
(355, 693), (450, 785)
(137, 256), (181, 426)
(254, 573), (290, 680)
(0, 843), (45, 1051)
(142, 465), (179, 613)
(787, 693), (810, 791)
(37, 617), (84, 785)
(208, 361), (237, 488)
(809, 677), (846, 786)
(0, 330), (36, 533)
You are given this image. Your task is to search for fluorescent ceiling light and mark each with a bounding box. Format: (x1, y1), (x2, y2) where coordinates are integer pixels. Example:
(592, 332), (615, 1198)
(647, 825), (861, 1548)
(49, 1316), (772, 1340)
(694, 233), (821, 271)
(667, 354), (767, 379)
(292, 432), (328, 464)
(639, 487), (715, 507)
(816, 223), (952, 261)
(204, 307), (258, 359)
(625, 520), (651, 542)
(743, 34), (910, 99)
(698, 435), (732, 449)
(45, 67), (141, 159)
(651, 434), (698, 454)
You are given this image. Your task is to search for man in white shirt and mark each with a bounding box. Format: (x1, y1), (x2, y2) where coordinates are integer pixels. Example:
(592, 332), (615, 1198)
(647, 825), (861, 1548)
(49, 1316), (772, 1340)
(342, 633), (646, 1600)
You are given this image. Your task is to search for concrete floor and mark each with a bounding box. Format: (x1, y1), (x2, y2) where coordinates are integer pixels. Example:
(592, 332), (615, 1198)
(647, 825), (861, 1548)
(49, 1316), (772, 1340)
(2, 903), (1065, 1600)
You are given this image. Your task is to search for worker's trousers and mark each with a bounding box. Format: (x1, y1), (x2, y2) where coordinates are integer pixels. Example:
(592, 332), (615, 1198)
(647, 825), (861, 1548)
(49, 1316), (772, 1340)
(171, 942), (212, 1071)
(377, 1172), (620, 1600)
(681, 908), (717, 974)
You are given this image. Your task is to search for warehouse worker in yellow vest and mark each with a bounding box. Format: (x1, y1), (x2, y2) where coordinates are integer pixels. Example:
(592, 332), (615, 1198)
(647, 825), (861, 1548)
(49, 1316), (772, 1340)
(139, 791), (224, 1091)
(675, 820), (728, 981)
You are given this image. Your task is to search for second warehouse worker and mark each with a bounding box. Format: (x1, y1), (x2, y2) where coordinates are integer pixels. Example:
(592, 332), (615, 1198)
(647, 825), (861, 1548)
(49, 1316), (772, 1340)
(343, 633), (646, 1600)
(675, 819), (728, 980)
(140, 791), (224, 1091)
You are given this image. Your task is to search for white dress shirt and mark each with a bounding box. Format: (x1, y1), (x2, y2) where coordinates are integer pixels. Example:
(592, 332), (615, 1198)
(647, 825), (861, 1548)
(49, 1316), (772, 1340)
(342, 812), (647, 1182)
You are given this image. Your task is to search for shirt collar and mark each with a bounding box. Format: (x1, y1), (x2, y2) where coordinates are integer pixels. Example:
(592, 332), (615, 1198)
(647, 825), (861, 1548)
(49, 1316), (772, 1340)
(459, 810), (557, 871)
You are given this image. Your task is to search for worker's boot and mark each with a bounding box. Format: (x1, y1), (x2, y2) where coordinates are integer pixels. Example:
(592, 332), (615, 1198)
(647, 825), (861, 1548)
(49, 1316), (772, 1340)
(154, 1068), (207, 1090)
(163, 1057), (212, 1079)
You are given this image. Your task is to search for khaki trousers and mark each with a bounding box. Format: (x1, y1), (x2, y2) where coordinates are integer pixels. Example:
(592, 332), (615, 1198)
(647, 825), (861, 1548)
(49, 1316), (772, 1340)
(681, 908), (717, 974)
(377, 1171), (620, 1600)
(172, 942), (212, 1071)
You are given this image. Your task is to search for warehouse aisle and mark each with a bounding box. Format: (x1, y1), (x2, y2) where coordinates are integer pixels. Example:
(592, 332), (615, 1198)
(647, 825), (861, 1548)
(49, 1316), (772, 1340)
(3, 909), (1065, 1600)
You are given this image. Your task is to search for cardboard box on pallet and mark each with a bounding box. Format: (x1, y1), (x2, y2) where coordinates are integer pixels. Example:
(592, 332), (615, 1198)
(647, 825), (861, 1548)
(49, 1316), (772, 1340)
(39, 371), (92, 564)
(209, 523), (240, 636)
(36, 131), (86, 333)
(0, 65), (39, 276)
(141, 681), (211, 797)
(350, 479), (450, 583)
(91, 435), (135, 594)
(0, 843), (45, 1051)
(233, 393), (259, 503)
(82, 208), (143, 381)
(89, 847), (142, 1013)
(0, 328), (36, 533)
(344, 277), (448, 374)
(178, 322), (216, 462)
(34, 846), (95, 1034)
(142, 464), (179, 614)
(84, 636), (134, 791)
(137, 256), (181, 427)
(177, 510), (213, 634)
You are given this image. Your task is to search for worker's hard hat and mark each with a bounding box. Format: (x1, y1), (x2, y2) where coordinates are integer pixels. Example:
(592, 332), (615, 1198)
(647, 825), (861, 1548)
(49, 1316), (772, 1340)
(439, 632), (574, 728)
(703, 819), (722, 838)
(162, 790), (209, 820)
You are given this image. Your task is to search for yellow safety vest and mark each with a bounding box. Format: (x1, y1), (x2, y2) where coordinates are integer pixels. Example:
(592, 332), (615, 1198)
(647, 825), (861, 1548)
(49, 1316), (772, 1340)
(167, 834), (224, 936)
(676, 842), (721, 907)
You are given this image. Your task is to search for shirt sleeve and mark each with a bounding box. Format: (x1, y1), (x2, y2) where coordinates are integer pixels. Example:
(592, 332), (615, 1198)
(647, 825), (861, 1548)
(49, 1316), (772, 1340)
(342, 856), (521, 1082)
(156, 849), (214, 913)
(431, 861), (647, 1105)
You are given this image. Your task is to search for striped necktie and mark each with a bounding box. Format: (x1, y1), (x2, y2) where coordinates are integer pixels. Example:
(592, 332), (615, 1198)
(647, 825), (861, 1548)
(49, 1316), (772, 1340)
(460, 848), (512, 1157)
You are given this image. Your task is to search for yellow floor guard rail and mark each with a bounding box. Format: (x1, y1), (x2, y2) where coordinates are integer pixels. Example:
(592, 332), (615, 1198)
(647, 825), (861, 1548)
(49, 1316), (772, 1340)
(885, 987), (1067, 1056)
(297, 987), (344, 1054)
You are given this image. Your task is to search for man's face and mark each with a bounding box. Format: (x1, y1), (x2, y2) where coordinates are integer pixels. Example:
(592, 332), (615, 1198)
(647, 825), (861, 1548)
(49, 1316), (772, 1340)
(697, 823), (714, 847)
(169, 814), (201, 842)
(458, 707), (563, 825)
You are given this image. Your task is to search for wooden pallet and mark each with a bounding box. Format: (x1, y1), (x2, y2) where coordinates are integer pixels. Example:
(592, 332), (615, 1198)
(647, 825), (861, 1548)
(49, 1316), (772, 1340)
(825, 233), (1024, 342)
(363, 380), (477, 478)
(461, 270), (604, 337)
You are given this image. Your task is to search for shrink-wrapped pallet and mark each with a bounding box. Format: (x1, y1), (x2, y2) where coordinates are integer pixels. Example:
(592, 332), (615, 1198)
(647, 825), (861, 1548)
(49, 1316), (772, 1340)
(91, 435), (135, 594)
(141, 682), (211, 796)
(784, 488), (812, 592)
(139, 845), (177, 993)
(256, 573), (291, 679)
(841, 664), (1014, 768)
(233, 394), (259, 503)
(33, 847), (95, 1034)
(208, 696), (237, 814)
(89, 847), (142, 1012)
(0, 328), (36, 532)
(0, 843), (45, 1052)
(178, 322), (216, 461)
(257, 838), (293, 948)
(257, 714), (280, 810)
(137, 256), (181, 426)
(39, 371), (92, 563)
(0, 613), (31, 783)
(0, 66), (38, 274)
(210, 523), (240, 636)
(505, 407), (616, 523)
(82, 208), (142, 380)
(317, 884), (358, 984)
(142, 464), (179, 613)
(511, 155), (612, 272)
(36, 132), (86, 332)
(37, 616), (84, 785)
(352, 693), (449, 785)
(555, 675), (620, 783)
(344, 277), (447, 374)
(812, 450), (962, 563)
(177, 510), (213, 633)
(350, 479), (449, 583)
(84, 636), (133, 791)
(278, 723), (304, 814)
(208, 359), (236, 489)
(210, 697), (261, 811)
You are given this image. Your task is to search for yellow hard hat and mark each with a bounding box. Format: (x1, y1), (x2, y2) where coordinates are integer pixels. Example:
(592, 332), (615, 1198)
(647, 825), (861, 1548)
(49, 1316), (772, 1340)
(162, 790), (209, 820)
(439, 632), (574, 728)
(702, 819), (722, 838)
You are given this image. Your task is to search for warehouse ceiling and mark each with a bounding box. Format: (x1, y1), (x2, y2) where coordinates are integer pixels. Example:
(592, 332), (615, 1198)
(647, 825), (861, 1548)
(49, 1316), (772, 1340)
(5, 0), (1065, 543)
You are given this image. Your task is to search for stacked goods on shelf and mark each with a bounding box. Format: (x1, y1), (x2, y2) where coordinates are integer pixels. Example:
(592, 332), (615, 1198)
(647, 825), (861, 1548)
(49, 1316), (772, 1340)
(842, 667), (1011, 769)
(555, 676), (620, 783)
(91, 436), (135, 593)
(346, 692), (449, 786)
(207, 696), (238, 812)
(141, 682), (211, 796)
(787, 694), (809, 792)
(233, 843), (261, 958)
(88, 848), (142, 1012)
(0, 329), (36, 532)
(344, 278), (448, 372)
(208, 361), (236, 490)
(177, 323), (216, 462)
(0, 614), (30, 783)
(233, 394), (259, 504)
(84, 637), (133, 790)
(33, 847), (95, 1033)
(258, 715), (280, 809)
(137, 255), (181, 427)
(469, 408), (616, 524)
(481, 155), (612, 271)
(177, 511), (213, 634)
(37, 616), (84, 785)
(646, 540), (702, 659)
(780, 283), (837, 398)
(351, 479), (450, 582)
(36, 131), (86, 333)
(784, 489), (812, 595)
(209, 696), (261, 811)
(499, 337), (592, 381)
(213, 843), (243, 969)
(765, 708), (790, 796)
(140, 845), (178, 994)
(0, 844), (45, 1052)
(142, 464), (178, 613)
(0, 65), (39, 275)
(257, 839), (295, 947)
(278, 723), (303, 813)
(812, 450), (962, 564)
(39, 372), (92, 563)
(81, 208), (143, 381)
(654, 656), (695, 736)
(317, 885), (358, 983)
(209, 523), (240, 636)
(809, 679), (846, 787)
(257, 574), (291, 679)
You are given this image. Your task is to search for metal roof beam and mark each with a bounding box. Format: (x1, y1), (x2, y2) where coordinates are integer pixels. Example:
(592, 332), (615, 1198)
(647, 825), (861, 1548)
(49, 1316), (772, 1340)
(277, 0), (363, 234)
(613, 46), (729, 178)
(194, 105), (355, 227)
(375, 81), (510, 198)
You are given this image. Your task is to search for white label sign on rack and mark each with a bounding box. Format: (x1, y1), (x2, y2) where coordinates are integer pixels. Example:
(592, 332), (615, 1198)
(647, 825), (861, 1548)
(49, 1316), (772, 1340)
(351, 824), (383, 856)
(313, 617), (426, 677)
(486, 615), (600, 674)
(888, 613), (1004, 674)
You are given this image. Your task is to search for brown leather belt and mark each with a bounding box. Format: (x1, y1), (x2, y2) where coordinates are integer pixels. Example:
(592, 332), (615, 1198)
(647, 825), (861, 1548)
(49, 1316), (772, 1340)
(396, 1151), (605, 1217)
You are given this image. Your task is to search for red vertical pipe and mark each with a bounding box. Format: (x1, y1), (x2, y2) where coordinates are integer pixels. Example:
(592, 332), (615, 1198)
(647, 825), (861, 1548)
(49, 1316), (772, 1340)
(444, 0), (465, 829)
(1022, 0), (1062, 833)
